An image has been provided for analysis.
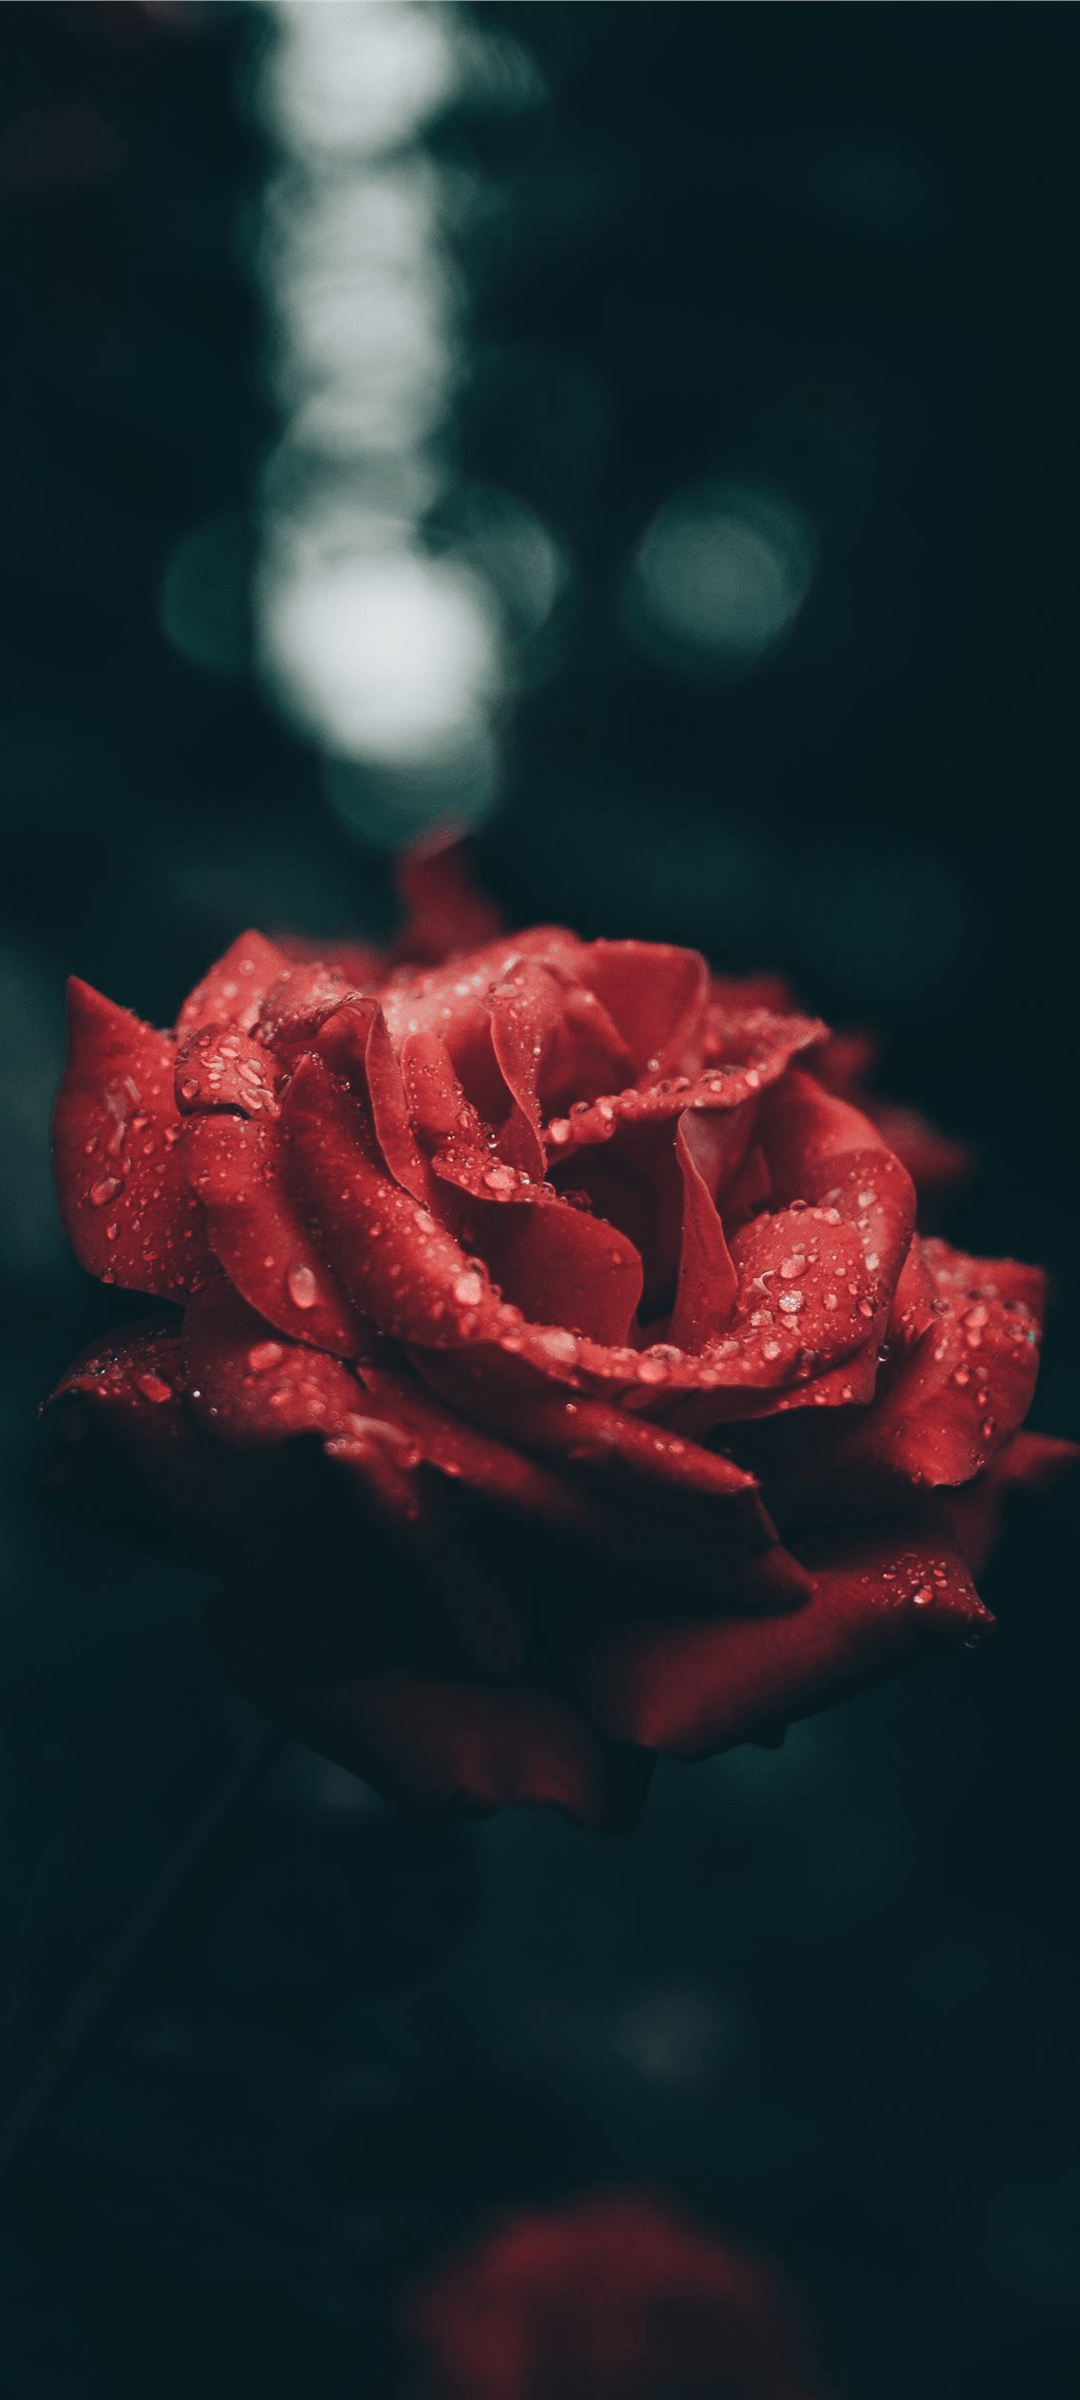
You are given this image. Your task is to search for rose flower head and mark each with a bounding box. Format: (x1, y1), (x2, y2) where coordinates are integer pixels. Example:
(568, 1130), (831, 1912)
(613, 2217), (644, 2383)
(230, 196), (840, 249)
(404, 2191), (827, 2400)
(47, 843), (1074, 1827)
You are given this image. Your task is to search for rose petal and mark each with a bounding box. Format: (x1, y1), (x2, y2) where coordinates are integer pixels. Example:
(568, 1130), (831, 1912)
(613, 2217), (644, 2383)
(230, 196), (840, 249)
(553, 1510), (991, 1759)
(181, 1276), (365, 1447)
(581, 939), (710, 1074)
(43, 1320), (292, 1568)
(174, 1023), (284, 1120)
(175, 931), (291, 1036)
(54, 977), (215, 1299)
(318, 1000), (433, 1203)
(204, 1609), (654, 1829)
(542, 1012), (824, 1160)
(284, 1051), (512, 1348)
(180, 1108), (366, 1355)
(256, 960), (359, 1056)
(668, 1110), (739, 1351)
(803, 1235), (1047, 1494)
(941, 1429), (1079, 1573)
(469, 1197), (643, 1347)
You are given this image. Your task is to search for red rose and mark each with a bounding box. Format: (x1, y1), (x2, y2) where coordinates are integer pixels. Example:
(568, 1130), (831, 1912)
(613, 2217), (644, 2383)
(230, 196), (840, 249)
(48, 845), (1074, 1828)
(404, 2192), (826, 2400)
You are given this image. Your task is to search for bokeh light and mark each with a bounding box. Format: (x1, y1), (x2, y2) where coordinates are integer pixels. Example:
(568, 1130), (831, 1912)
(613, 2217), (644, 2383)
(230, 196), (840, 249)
(251, 0), (555, 849)
(625, 480), (815, 680)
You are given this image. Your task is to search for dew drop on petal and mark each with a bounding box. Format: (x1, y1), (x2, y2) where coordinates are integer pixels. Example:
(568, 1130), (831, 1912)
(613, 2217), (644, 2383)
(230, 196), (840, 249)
(133, 1372), (172, 1405)
(912, 1585), (934, 1607)
(286, 1261), (319, 1310)
(89, 1176), (123, 1207)
(454, 1269), (485, 1307)
(248, 1340), (285, 1373)
(537, 1327), (579, 1366)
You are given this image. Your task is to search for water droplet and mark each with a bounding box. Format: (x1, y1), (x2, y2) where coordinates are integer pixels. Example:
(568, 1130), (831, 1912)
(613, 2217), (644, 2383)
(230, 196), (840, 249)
(454, 1269), (485, 1307)
(980, 1415), (996, 1439)
(858, 1297), (876, 1318)
(778, 1257), (803, 1280)
(89, 1175), (123, 1207)
(778, 1290), (804, 1314)
(762, 1339), (782, 1360)
(548, 1118), (571, 1145)
(865, 1252), (880, 1272)
(824, 1291), (838, 1310)
(912, 1585), (934, 1606)
(179, 1076), (200, 1102)
(952, 1364), (971, 1389)
(537, 1327), (579, 1366)
(248, 1340), (285, 1373)
(286, 1261), (319, 1309)
(133, 1371), (172, 1405)
(857, 1188), (878, 1209)
(483, 1164), (516, 1193)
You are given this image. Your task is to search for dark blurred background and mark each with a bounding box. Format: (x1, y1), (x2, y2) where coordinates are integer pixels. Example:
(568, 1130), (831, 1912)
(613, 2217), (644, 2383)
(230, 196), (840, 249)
(0, 5), (1077, 2395)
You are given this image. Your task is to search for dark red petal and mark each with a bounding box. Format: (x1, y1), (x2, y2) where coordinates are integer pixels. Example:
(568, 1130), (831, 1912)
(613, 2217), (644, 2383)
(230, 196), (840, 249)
(205, 1610), (654, 1828)
(180, 1109), (366, 1355)
(806, 1235), (1046, 1493)
(554, 1511), (991, 1759)
(256, 961), (357, 1056)
(175, 931), (291, 1036)
(668, 1110), (739, 1351)
(485, 961), (559, 1177)
(391, 834), (504, 966)
(43, 1320), (287, 1570)
(174, 1023), (284, 1120)
(317, 1000), (433, 1203)
(181, 1276), (365, 1446)
(355, 1364), (601, 1527)
(580, 939), (710, 1074)
(942, 1429), (1079, 1573)
(543, 1012), (823, 1160)
(411, 1355), (769, 1514)
(470, 1197), (643, 1347)
(54, 977), (215, 1299)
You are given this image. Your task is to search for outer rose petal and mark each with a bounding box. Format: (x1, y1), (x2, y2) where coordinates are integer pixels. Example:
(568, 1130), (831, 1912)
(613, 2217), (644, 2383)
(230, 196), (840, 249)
(181, 1277), (365, 1447)
(204, 1596), (654, 1829)
(284, 1051), (511, 1348)
(551, 1511), (991, 1759)
(43, 1321), (302, 1570)
(941, 1429), (1079, 1575)
(54, 978), (215, 1299)
(175, 931), (291, 1036)
(180, 1110), (366, 1356)
(800, 1237), (1046, 1495)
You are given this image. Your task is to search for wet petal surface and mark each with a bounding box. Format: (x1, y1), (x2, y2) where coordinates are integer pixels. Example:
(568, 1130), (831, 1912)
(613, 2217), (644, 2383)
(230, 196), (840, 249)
(54, 978), (215, 1299)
